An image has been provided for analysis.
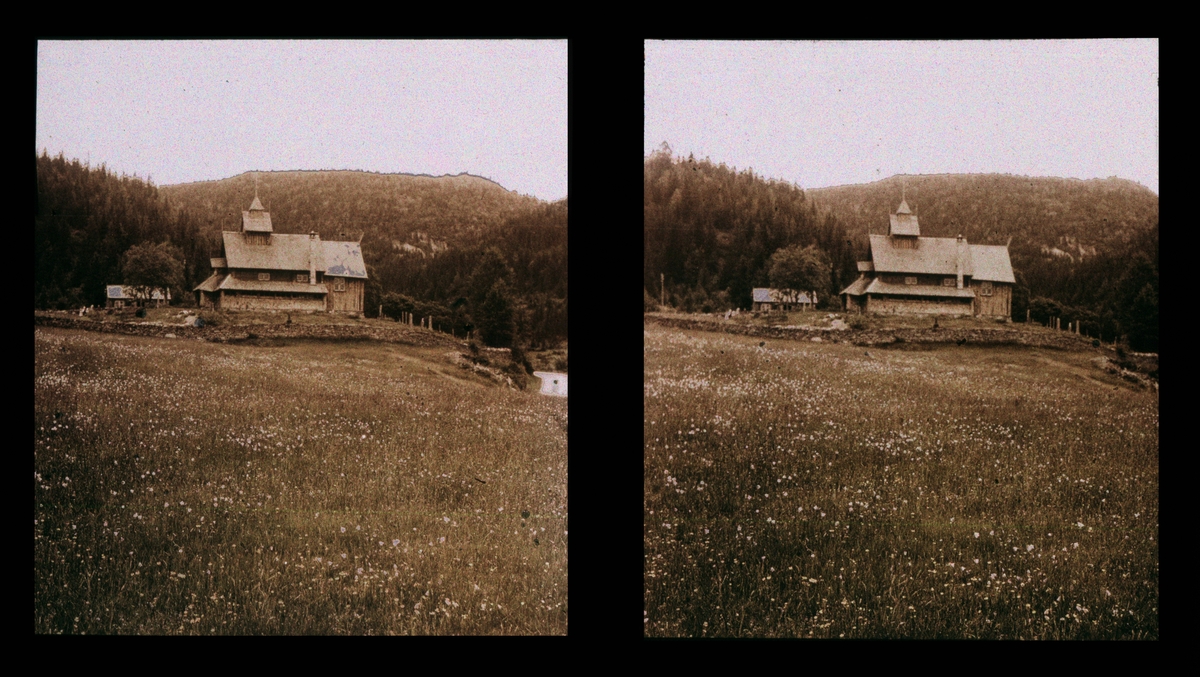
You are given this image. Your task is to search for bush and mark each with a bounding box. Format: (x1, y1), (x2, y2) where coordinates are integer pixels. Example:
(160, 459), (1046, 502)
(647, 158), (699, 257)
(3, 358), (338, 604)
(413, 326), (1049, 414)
(847, 315), (868, 330)
(503, 359), (527, 386)
(644, 288), (659, 312)
(554, 356), (568, 371)
(1093, 339), (1101, 348)
(510, 345), (534, 375)
(763, 310), (788, 325)
(135, 307), (147, 318)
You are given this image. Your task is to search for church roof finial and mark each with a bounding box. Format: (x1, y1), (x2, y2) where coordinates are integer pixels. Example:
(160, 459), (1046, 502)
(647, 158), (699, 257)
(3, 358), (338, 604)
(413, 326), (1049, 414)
(248, 173), (265, 212)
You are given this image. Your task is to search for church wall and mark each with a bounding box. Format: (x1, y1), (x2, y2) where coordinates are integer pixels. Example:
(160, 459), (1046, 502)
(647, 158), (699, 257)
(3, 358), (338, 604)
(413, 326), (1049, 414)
(866, 295), (974, 316)
(326, 278), (365, 313)
(218, 291), (326, 312)
(880, 273), (963, 287)
(973, 283), (1012, 319)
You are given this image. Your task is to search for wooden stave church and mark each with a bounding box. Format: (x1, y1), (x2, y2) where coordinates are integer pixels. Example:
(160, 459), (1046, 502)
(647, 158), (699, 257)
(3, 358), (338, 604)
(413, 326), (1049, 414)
(839, 198), (1015, 319)
(193, 193), (368, 314)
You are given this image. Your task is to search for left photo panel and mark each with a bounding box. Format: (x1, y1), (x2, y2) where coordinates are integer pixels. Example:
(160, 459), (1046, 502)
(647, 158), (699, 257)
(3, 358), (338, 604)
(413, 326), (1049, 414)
(36, 39), (567, 635)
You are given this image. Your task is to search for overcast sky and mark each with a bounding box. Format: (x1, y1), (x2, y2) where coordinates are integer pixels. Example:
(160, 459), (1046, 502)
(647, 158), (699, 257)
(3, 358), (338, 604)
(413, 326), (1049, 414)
(37, 40), (567, 201)
(645, 40), (1157, 195)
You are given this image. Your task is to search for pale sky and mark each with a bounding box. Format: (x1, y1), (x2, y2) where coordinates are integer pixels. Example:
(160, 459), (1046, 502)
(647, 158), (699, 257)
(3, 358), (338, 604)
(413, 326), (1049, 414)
(645, 40), (1158, 194)
(38, 40), (567, 201)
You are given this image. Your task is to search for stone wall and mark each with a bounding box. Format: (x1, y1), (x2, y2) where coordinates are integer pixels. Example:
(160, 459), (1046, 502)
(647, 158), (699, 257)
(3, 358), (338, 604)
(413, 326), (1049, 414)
(644, 313), (1096, 351)
(35, 312), (463, 349)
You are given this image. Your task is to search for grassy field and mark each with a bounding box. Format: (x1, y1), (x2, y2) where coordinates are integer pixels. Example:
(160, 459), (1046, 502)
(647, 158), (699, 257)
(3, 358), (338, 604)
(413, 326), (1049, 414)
(644, 323), (1157, 639)
(35, 327), (566, 635)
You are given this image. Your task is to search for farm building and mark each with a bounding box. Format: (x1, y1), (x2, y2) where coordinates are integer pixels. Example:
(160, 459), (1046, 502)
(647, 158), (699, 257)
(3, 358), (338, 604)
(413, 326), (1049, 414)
(193, 195), (368, 313)
(106, 285), (171, 308)
(839, 199), (1015, 319)
(752, 288), (815, 312)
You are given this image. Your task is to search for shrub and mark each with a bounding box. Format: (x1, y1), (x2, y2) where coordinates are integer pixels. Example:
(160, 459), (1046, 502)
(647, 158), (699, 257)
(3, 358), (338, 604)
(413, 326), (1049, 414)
(645, 288), (659, 312)
(763, 310), (788, 325)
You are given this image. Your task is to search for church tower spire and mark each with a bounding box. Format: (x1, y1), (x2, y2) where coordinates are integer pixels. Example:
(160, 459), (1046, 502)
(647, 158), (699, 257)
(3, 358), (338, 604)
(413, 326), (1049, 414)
(248, 173), (265, 212)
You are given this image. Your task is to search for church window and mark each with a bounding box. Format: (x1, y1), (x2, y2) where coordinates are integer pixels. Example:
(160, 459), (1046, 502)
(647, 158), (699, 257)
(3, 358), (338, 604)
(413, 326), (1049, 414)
(904, 276), (917, 285)
(258, 272), (270, 281)
(296, 274), (309, 283)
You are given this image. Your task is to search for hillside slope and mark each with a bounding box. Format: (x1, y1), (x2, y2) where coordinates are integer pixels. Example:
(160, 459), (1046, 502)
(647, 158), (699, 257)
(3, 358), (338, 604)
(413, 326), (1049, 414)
(808, 173), (1158, 257)
(160, 170), (544, 245)
(36, 326), (567, 634)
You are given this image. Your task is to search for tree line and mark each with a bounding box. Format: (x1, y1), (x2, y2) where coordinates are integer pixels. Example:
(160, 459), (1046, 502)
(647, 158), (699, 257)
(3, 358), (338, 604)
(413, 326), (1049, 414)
(643, 144), (854, 312)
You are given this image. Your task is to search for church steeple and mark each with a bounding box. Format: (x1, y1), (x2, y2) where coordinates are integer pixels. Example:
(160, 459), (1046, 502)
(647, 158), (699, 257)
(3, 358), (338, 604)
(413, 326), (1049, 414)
(248, 173), (265, 211)
(889, 192), (920, 238)
(242, 173), (273, 234)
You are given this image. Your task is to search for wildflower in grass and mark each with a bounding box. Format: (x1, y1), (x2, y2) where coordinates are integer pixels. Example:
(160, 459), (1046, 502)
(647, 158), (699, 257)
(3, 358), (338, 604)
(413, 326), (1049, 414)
(341, 553), (347, 559)
(341, 527), (346, 533)
(392, 539), (400, 546)
(443, 516), (450, 523)
(974, 532), (979, 538)
(1027, 545), (1035, 552)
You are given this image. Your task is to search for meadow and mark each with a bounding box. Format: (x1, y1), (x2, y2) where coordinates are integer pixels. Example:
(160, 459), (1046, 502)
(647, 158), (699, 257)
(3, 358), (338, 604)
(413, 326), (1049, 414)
(644, 323), (1157, 639)
(35, 327), (567, 634)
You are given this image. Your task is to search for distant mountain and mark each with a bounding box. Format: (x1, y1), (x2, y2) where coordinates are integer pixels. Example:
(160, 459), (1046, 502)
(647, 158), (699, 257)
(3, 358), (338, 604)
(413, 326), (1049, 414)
(159, 169), (544, 246)
(808, 173), (1158, 258)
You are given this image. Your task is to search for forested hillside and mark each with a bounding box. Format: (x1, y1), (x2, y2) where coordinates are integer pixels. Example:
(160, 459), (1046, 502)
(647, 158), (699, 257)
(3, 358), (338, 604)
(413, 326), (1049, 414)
(643, 147), (854, 311)
(36, 152), (567, 348)
(35, 152), (206, 309)
(159, 169), (542, 245)
(644, 148), (1158, 351)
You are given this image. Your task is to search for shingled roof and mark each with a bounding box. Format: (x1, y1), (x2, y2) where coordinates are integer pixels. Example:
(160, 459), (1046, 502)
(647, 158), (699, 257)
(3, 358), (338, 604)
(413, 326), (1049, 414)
(840, 277), (870, 297)
(242, 208), (273, 233)
(889, 199), (921, 236)
(861, 278), (976, 298)
(869, 234), (974, 277)
(107, 285), (170, 300)
(194, 273), (224, 293)
(752, 288), (812, 304)
(222, 232), (320, 272)
(969, 244), (1016, 283)
(217, 276), (328, 294)
(322, 240), (368, 278)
